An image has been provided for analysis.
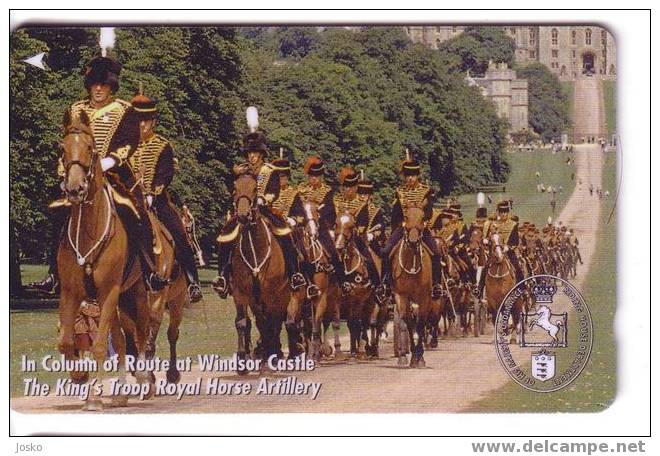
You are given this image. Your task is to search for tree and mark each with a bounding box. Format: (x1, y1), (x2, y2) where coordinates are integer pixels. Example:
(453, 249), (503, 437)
(516, 62), (570, 142)
(438, 26), (516, 77)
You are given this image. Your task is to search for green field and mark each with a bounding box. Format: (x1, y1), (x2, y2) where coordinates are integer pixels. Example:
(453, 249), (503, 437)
(467, 150), (617, 412)
(561, 81), (575, 138)
(10, 148), (588, 398)
(603, 80), (617, 137)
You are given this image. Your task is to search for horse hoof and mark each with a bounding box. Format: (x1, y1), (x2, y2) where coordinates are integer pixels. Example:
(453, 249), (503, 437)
(430, 340), (438, 349)
(397, 355), (408, 367)
(409, 357), (418, 368)
(70, 370), (89, 384)
(356, 352), (367, 361)
(134, 371), (151, 385)
(143, 382), (156, 400)
(417, 358), (426, 368)
(320, 343), (333, 357)
(166, 368), (181, 384)
(82, 398), (104, 412)
(109, 394), (129, 408)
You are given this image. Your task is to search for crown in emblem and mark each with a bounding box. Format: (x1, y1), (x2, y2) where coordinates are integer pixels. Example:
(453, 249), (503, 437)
(532, 282), (557, 304)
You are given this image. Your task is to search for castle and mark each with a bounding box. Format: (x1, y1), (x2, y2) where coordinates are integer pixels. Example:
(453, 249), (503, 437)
(404, 25), (617, 81)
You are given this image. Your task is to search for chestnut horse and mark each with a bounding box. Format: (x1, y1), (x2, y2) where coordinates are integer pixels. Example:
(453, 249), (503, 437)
(334, 212), (376, 360)
(297, 201), (342, 361)
(228, 175), (305, 367)
(484, 233), (521, 344)
(389, 206), (433, 368)
(57, 111), (151, 410)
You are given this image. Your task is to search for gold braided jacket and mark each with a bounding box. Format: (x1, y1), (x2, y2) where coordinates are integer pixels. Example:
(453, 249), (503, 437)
(128, 134), (169, 195)
(484, 218), (517, 244)
(272, 186), (299, 217)
(332, 193), (368, 218)
(366, 202), (382, 231)
(297, 181), (332, 205)
(70, 98), (132, 159)
(396, 181), (431, 209)
(255, 163), (277, 200)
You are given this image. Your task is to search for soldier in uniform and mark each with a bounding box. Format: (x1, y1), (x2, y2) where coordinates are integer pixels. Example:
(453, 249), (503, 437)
(128, 93), (203, 302)
(295, 156), (351, 293)
(325, 167), (385, 301)
(468, 206), (488, 295)
(476, 200), (525, 298)
(380, 155), (444, 299)
(30, 56), (168, 293)
(357, 174), (385, 255)
(213, 129), (316, 299)
(568, 228), (583, 265)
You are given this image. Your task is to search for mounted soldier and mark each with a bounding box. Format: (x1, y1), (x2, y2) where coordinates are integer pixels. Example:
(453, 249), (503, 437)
(357, 172), (385, 255)
(326, 167), (386, 302)
(128, 91), (203, 302)
(295, 155), (351, 293)
(30, 55), (168, 293)
(213, 108), (315, 299)
(475, 200), (525, 298)
(380, 150), (444, 299)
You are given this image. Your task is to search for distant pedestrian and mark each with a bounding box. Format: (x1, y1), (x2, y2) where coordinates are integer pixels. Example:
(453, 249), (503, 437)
(589, 184), (594, 196)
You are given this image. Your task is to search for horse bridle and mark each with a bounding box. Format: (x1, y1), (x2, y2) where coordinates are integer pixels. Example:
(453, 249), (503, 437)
(61, 128), (98, 202)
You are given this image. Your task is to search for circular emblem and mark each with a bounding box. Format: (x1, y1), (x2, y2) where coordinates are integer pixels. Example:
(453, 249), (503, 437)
(495, 274), (593, 393)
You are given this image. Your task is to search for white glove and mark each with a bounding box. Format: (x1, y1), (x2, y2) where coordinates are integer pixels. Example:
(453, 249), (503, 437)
(256, 196), (266, 206)
(367, 233), (374, 242)
(146, 195), (154, 207)
(287, 217), (297, 227)
(100, 156), (117, 172)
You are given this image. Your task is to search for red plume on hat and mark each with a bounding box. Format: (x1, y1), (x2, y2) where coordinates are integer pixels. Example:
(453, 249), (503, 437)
(338, 166), (358, 186)
(304, 156), (324, 176)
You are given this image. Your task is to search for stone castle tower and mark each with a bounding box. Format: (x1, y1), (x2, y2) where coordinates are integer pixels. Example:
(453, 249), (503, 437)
(404, 25), (617, 81)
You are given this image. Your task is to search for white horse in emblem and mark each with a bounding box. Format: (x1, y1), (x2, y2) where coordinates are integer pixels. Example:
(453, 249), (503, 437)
(528, 305), (563, 345)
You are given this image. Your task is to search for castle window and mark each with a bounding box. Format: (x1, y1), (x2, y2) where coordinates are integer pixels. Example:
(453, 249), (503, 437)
(572, 50), (576, 58)
(601, 30), (607, 46)
(435, 26), (442, 32)
(529, 27), (536, 45)
(452, 26), (457, 33)
(571, 30), (577, 45)
(552, 49), (559, 58)
(529, 50), (536, 59)
(551, 28), (558, 45)
(585, 28), (592, 45)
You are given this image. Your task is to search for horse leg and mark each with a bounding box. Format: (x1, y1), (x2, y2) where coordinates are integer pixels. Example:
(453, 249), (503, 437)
(108, 314), (129, 407)
(332, 303), (343, 359)
(286, 295), (304, 359)
(394, 294), (410, 367)
(57, 289), (87, 384)
(234, 296), (251, 375)
(312, 292), (327, 361)
(166, 294), (185, 384)
(415, 307), (428, 368)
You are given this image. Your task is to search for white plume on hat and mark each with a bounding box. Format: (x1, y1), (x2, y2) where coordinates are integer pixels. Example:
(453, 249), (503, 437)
(246, 106), (259, 133)
(477, 192), (485, 207)
(99, 27), (116, 57)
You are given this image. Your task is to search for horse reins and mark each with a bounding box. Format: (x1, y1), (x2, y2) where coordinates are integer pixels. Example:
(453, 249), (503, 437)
(238, 218), (272, 276)
(66, 185), (113, 266)
(398, 235), (423, 275)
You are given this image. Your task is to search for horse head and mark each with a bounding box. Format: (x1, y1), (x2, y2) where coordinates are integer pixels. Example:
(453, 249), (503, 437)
(233, 174), (257, 224)
(61, 110), (97, 204)
(403, 205), (425, 245)
(335, 211), (355, 253)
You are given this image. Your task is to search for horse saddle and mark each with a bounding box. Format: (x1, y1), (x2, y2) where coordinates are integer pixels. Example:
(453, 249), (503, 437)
(146, 210), (174, 256)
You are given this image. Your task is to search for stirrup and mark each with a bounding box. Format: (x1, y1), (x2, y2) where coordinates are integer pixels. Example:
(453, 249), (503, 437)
(374, 285), (388, 304)
(341, 281), (353, 295)
(188, 283), (203, 303)
(290, 272), (306, 290)
(28, 273), (59, 294)
(212, 276), (229, 299)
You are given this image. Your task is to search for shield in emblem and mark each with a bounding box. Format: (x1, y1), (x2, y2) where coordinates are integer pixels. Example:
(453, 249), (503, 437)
(531, 350), (556, 382)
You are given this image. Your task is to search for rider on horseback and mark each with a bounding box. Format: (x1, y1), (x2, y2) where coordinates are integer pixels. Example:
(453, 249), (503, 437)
(326, 167), (387, 303)
(380, 152), (444, 300)
(357, 173), (385, 256)
(30, 55), (168, 293)
(128, 92), (203, 302)
(476, 200), (525, 299)
(295, 156), (352, 294)
(213, 115), (317, 299)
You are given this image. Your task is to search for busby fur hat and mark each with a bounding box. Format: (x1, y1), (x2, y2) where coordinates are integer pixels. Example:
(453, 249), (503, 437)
(271, 159), (291, 176)
(338, 167), (359, 186)
(358, 180), (374, 195)
(496, 200), (511, 212)
(400, 148), (420, 176)
(475, 207), (488, 219)
(83, 56), (121, 93)
(304, 156), (325, 176)
(242, 132), (269, 156)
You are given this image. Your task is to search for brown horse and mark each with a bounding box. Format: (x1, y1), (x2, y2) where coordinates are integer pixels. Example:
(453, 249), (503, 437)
(389, 206), (433, 368)
(228, 175), (305, 367)
(483, 232), (520, 344)
(57, 112), (151, 410)
(297, 201), (342, 360)
(334, 212), (376, 360)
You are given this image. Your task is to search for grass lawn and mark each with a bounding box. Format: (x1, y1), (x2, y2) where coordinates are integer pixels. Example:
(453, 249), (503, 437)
(466, 150), (617, 412)
(561, 81), (575, 138)
(602, 80), (617, 138)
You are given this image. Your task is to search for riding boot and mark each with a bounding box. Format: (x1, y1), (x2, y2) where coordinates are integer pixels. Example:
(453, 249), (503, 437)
(422, 230), (444, 299)
(507, 250), (525, 283)
(355, 236), (386, 303)
(379, 227), (403, 292)
(212, 240), (234, 298)
(277, 234), (310, 292)
(318, 230), (350, 294)
(135, 218), (169, 292)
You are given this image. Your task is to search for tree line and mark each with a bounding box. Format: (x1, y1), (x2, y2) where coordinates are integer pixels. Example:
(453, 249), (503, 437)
(10, 25), (569, 290)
